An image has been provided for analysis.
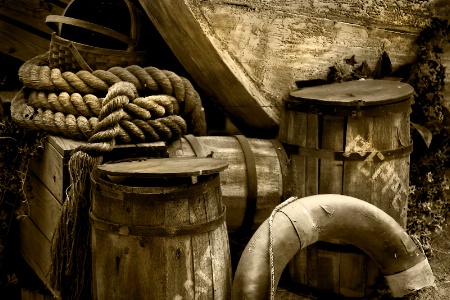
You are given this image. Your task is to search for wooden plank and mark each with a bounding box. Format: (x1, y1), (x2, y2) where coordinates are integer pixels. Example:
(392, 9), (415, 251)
(190, 193), (214, 300)
(164, 198), (191, 299)
(339, 252), (367, 297)
(137, 0), (426, 134)
(19, 217), (51, 288)
(286, 111), (308, 198)
(340, 116), (374, 297)
(97, 157), (228, 178)
(305, 113), (319, 196)
(319, 115), (345, 194)
(316, 248), (340, 293)
(205, 185), (232, 299)
(0, 0), (66, 35)
(342, 117), (374, 201)
(30, 140), (65, 203)
(138, 0), (279, 135)
(306, 245), (318, 288)
(25, 173), (62, 241)
(0, 20), (50, 62)
(47, 135), (167, 158)
(288, 248), (308, 286)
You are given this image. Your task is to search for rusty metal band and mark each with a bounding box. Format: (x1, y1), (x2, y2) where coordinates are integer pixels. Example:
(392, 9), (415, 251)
(285, 98), (411, 117)
(269, 139), (290, 198)
(283, 143), (413, 162)
(184, 134), (208, 157)
(92, 174), (220, 203)
(235, 135), (258, 234)
(90, 206), (226, 237)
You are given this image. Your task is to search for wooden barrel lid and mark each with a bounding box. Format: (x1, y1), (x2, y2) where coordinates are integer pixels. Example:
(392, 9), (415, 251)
(96, 157), (228, 178)
(290, 79), (414, 106)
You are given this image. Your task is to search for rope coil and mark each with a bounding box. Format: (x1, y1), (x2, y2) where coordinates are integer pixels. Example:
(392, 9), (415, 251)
(18, 52), (206, 136)
(12, 88), (187, 143)
(13, 51), (209, 299)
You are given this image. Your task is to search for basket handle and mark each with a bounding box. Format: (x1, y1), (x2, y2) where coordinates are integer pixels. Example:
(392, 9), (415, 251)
(46, 15), (137, 49)
(66, 39), (94, 72)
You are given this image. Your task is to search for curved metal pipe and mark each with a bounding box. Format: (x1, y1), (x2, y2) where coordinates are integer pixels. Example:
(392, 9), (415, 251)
(232, 194), (435, 299)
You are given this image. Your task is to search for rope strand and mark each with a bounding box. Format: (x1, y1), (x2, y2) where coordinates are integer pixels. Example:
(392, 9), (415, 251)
(268, 196), (299, 300)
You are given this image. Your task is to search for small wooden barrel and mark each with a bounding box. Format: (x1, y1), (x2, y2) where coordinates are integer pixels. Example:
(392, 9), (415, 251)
(90, 157), (232, 300)
(278, 79), (414, 297)
(166, 135), (289, 233)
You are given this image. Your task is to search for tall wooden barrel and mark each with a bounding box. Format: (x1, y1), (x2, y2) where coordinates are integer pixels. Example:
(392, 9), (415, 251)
(278, 79), (413, 297)
(167, 135), (289, 233)
(90, 157), (232, 300)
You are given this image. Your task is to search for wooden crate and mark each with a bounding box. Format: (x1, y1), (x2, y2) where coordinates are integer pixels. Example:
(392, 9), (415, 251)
(19, 135), (166, 295)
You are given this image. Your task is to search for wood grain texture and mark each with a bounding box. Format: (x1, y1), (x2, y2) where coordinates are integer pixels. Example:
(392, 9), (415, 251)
(138, 0), (432, 133)
(97, 157), (228, 178)
(282, 81), (412, 297)
(0, 0), (65, 34)
(91, 171), (232, 299)
(19, 217), (51, 288)
(30, 141), (66, 203)
(138, 0), (279, 136)
(0, 20), (50, 62)
(167, 136), (286, 231)
(24, 173), (62, 241)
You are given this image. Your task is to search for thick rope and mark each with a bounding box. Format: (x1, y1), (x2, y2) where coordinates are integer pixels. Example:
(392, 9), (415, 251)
(50, 82), (173, 300)
(11, 89), (187, 142)
(18, 52), (206, 135)
(27, 90), (179, 119)
(268, 196), (299, 300)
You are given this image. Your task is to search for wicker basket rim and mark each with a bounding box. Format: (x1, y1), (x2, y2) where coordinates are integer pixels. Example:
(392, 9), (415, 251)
(51, 33), (147, 56)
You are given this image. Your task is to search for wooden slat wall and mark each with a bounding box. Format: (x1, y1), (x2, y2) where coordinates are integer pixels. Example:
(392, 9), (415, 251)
(0, 0), (69, 61)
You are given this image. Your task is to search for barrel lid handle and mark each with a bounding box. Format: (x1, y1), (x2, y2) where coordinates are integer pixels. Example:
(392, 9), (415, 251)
(96, 157), (228, 178)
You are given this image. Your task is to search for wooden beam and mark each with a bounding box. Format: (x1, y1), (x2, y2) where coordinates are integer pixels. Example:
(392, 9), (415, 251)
(138, 0), (279, 137)
(0, 20), (50, 62)
(0, 0), (65, 35)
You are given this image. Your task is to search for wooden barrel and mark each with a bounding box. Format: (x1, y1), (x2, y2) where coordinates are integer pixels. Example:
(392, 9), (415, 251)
(167, 135), (289, 233)
(90, 157), (232, 300)
(278, 79), (413, 297)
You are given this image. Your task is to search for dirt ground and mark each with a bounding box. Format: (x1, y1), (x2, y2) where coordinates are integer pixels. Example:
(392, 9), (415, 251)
(411, 219), (450, 300)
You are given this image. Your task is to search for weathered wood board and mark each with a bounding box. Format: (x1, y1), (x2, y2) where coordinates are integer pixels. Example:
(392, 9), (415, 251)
(0, 0), (69, 61)
(138, 0), (435, 135)
(19, 135), (166, 294)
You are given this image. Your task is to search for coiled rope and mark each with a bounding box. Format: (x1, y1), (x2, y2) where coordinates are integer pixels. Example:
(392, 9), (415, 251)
(17, 52), (206, 136)
(48, 81), (189, 300)
(12, 89), (187, 142)
(13, 51), (209, 299)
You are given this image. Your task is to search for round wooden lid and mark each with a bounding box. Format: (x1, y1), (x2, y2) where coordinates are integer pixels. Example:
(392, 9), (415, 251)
(289, 79), (414, 106)
(96, 157), (228, 178)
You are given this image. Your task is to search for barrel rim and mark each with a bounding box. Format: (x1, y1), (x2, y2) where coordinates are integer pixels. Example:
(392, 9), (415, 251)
(91, 171), (221, 202)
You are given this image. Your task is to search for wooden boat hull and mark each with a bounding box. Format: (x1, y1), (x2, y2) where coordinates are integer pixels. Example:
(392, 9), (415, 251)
(138, 0), (434, 136)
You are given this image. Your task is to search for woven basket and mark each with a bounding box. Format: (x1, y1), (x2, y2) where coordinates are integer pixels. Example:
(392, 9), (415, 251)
(46, 0), (147, 72)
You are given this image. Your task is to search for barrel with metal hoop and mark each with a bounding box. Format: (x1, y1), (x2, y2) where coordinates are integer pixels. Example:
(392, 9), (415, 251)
(90, 157), (231, 299)
(278, 79), (414, 297)
(167, 135), (289, 234)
